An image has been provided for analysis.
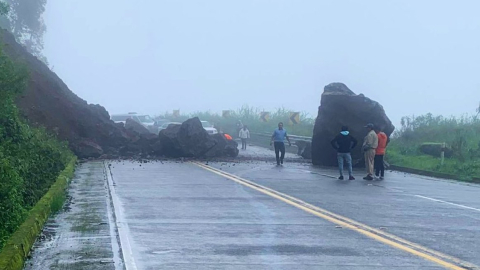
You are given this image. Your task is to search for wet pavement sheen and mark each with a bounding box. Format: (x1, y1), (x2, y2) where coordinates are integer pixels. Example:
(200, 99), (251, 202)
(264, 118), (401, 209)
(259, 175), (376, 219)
(25, 162), (121, 270)
(25, 157), (480, 270)
(107, 160), (447, 269)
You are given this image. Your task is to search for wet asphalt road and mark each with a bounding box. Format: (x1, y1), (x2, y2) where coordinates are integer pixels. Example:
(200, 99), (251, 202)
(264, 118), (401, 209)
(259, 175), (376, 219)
(105, 159), (480, 270)
(25, 147), (480, 270)
(25, 162), (121, 270)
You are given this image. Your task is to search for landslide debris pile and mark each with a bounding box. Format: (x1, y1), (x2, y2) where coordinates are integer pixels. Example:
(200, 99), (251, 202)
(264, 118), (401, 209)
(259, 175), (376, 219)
(0, 30), (237, 159)
(311, 83), (395, 166)
(159, 118), (239, 158)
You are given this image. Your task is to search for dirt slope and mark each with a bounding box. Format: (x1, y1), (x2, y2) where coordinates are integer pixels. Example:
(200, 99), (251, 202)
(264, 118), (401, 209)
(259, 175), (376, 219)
(0, 29), (130, 157)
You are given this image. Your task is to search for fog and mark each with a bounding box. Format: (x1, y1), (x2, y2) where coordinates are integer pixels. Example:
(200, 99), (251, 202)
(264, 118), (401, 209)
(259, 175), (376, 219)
(44, 0), (480, 125)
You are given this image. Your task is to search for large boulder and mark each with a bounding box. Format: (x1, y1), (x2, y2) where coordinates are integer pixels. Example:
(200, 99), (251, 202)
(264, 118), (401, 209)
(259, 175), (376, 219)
(204, 134), (228, 157)
(159, 117), (216, 157)
(312, 83), (395, 166)
(158, 124), (183, 157)
(125, 118), (151, 135)
(419, 143), (453, 158)
(225, 140), (240, 157)
(205, 134), (240, 158)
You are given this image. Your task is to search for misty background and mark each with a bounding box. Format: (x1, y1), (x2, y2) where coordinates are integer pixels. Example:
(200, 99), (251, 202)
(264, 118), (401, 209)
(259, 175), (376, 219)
(43, 0), (480, 126)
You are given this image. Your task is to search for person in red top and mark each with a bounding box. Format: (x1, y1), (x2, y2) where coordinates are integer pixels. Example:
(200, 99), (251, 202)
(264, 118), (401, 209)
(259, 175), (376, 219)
(374, 128), (390, 180)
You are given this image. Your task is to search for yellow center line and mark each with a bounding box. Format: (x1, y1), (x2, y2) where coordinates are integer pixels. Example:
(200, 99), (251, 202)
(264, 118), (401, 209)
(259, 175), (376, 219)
(192, 161), (478, 270)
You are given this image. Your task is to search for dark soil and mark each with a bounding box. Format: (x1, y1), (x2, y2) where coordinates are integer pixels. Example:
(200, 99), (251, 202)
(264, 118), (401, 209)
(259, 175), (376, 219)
(0, 29), (153, 158)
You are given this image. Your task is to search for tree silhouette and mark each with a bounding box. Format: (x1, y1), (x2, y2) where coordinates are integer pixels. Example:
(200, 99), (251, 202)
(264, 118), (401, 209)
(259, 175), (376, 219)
(0, 0), (48, 64)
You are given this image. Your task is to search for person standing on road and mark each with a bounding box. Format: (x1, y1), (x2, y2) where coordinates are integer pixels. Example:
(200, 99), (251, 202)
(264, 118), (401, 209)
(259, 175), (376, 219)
(239, 125), (250, 150)
(236, 120), (243, 138)
(270, 122), (291, 165)
(374, 128), (390, 180)
(331, 126), (358, 180)
(362, 123), (379, 180)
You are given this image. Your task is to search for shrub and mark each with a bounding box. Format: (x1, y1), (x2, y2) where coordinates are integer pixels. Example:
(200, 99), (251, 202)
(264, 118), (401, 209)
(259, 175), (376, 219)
(389, 113), (480, 179)
(0, 46), (74, 250)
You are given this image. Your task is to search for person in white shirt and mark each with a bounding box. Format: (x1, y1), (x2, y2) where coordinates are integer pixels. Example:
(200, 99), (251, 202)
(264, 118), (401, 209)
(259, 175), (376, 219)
(239, 125), (250, 150)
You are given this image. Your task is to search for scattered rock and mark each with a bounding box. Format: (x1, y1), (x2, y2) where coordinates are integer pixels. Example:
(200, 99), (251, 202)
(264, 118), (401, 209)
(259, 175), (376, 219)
(295, 140), (312, 159)
(312, 83), (395, 166)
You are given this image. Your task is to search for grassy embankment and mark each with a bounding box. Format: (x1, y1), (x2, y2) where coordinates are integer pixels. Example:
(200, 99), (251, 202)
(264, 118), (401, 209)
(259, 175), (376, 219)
(0, 42), (75, 260)
(387, 114), (480, 181)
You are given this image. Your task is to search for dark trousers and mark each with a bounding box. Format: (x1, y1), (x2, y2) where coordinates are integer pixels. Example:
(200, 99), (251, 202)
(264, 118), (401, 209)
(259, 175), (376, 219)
(274, 142), (285, 164)
(374, 155), (385, 177)
(241, 139), (247, 149)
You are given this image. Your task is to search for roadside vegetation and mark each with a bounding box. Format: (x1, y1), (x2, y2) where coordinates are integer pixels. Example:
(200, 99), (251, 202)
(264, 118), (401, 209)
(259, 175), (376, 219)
(388, 113), (480, 180)
(156, 105), (316, 137)
(158, 107), (480, 180)
(0, 46), (73, 250)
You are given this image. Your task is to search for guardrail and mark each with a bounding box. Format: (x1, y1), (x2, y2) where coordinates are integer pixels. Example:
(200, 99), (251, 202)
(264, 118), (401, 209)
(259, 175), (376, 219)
(248, 132), (312, 156)
(251, 132), (312, 143)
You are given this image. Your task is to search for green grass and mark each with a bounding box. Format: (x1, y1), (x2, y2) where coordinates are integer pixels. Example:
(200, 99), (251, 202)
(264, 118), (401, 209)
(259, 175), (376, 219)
(388, 149), (480, 181)
(388, 114), (480, 180)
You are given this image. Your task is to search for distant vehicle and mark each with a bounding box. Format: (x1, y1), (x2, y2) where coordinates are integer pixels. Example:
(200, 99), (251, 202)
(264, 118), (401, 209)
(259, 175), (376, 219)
(157, 120), (218, 135)
(157, 122), (182, 133)
(154, 119), (170, 128)
(201, 121), (218, 135)
(111, 113), (156, 132)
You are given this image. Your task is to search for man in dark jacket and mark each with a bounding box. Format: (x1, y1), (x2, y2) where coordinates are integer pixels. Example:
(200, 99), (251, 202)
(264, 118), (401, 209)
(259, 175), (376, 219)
(331, 126), (358, 180)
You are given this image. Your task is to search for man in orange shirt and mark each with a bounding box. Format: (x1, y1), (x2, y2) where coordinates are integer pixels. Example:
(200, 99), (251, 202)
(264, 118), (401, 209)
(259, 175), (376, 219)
(374, 128), (390, 180)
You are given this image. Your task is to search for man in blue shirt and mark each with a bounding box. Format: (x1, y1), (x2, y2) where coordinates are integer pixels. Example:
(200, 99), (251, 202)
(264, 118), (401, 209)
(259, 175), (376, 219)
(270, 122), (291, 165)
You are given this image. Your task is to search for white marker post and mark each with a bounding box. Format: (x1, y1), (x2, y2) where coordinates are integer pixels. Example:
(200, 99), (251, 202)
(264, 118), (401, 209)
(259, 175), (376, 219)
(440, 142), (446, 166)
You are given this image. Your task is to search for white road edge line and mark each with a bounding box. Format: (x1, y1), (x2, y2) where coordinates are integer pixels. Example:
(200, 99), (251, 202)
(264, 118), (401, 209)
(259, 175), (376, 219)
(105, 162), (138, 270)
(104, 166), (123, 270)
(306, 170), (480, 213)
(415, 195), (480, 213)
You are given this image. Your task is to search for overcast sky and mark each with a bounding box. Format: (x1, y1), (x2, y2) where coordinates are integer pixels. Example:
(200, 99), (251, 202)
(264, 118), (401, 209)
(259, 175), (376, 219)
(44, 0), (480, 125)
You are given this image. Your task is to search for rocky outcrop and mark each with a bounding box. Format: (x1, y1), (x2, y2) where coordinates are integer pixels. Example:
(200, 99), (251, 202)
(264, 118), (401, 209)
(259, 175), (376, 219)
(312, 83), (395, 166)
